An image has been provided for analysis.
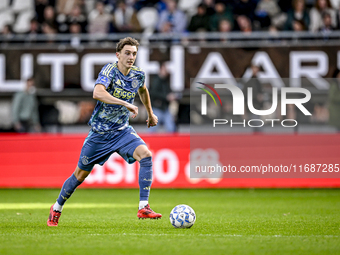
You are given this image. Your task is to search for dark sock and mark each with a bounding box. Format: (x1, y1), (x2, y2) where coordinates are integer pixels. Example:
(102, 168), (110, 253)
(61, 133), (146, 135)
(57, 174), (82, 206)
(139, 157), (153, 201)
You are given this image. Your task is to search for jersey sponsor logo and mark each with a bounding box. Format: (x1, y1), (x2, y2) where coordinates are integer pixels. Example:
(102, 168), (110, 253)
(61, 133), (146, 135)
(132, 79), (139, 88)
(113, 87), (135, 99)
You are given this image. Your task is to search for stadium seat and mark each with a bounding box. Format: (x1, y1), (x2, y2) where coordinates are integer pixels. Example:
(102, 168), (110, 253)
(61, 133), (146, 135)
(13, 10), (35, 33)
(137, 7), (158, 34)
(0, 0), (10, 11)
(11, 0), (34, 13)
(0, 10), (14, 31)
(178, 0), (201, 15)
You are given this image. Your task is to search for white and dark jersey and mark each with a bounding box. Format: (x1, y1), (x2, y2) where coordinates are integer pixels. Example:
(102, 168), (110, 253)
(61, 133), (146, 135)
(89, 62), (145, 132)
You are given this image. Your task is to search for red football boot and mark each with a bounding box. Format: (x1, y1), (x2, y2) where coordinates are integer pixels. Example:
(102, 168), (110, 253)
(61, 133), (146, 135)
(137, 204), (162, 219)
(47, 204), (62, 226)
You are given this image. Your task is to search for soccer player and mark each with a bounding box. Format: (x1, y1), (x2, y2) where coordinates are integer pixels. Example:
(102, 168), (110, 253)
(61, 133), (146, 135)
(47, 37), (162, 226)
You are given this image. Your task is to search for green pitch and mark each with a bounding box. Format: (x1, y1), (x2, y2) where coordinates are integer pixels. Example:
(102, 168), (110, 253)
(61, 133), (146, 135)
(0, 189), (339, 255)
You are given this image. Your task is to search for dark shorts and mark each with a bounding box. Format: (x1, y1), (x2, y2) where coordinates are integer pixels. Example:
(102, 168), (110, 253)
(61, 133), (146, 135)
(78, 126), (146, 171)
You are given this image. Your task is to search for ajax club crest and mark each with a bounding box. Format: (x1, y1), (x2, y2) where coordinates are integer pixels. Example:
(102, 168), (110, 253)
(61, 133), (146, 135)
(82, 156), (89, 165)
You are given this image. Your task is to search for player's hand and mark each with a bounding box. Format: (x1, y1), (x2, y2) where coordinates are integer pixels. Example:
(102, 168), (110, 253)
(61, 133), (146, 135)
(147, 113), (158, 128)
(126, 104), (138, 119)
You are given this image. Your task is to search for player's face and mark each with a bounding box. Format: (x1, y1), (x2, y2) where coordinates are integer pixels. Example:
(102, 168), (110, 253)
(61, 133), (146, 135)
(117, 45), (137, 69)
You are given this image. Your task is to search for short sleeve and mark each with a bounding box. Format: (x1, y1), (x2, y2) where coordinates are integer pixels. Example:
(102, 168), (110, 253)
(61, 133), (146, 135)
(139, 71), (145, 88)
(95, 63), (115, 89)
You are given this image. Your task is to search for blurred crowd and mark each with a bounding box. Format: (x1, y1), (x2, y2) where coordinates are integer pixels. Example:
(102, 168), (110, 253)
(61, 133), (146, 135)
(1, 0), (340, 38)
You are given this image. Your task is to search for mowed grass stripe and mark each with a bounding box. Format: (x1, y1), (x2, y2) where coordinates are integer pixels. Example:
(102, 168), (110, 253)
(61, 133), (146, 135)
(0, 233), (338, 238)
(0, 203), (136, 210)
(0, 189), (339, 255)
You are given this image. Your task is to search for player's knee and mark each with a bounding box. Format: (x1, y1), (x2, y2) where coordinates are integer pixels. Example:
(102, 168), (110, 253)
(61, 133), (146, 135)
(139, 154), (153, 168)
(74, 166), (90, 182)
(140, 150), (152, 160)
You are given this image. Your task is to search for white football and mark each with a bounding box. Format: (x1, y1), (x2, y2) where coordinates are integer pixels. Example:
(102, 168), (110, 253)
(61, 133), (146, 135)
(169, 204), (196, 228)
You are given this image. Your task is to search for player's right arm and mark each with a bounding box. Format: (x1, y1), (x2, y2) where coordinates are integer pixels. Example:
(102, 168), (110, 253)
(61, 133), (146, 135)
(93, 63), (138, 118)
(93, 84), (138, 118)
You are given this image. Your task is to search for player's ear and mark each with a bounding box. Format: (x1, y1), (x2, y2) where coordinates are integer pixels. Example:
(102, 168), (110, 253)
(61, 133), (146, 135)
(116, 52), (120, 58)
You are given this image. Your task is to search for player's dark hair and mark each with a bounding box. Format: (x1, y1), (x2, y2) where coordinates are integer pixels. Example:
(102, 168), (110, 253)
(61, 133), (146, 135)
(116, 37), (139, 52)
(26, 77), (34, 82)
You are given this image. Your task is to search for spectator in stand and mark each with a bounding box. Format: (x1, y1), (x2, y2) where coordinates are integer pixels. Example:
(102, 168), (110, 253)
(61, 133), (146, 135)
(1, 25), (14, 43)
(88, 1), (111, 34)
(100, 0), (116, 13)
(157, 0), (187, 33)
(43, 5), (59, 31)
(67, 5), (88, 33)
(56, 0), (86, 33)
(188, 3), (211, 32)
(218, 18), (233, 41)
(256, 0), (281, 18)
(25, 18), (42, 42)
(203, 0), (216, 16)
(234, 0), (258, 22)
(334, 1), (340, 29)
(292, 19), (307, 31)
(320, 12), (336, 32)
(149, 62), (176, 133)
(319, 11), (336, 32)
(210, 2), (234, 31)
(255, 0), (281, 29)
(36, 0), (54, 24)
(236, 15), (253, 33)
(41, 22), (57, 43)
(155, 0), (168, 13)
(284, 0), (310, 31)
(309, 0), (336, 32)
(57, 0), (83, 16)
(1, 24), (14, 36)
(219, 19), (233, 32)
(113, 0), (142, 33)
(69, 22), (82, 47)
(278, 0), (292, 13)
(12, 78), (41, 133)
(27, 19), (42, 35)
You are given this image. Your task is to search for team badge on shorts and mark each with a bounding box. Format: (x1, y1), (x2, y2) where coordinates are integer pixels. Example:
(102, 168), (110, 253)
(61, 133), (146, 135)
(82, 156), (89, 165)
(132, 79), (139, 88)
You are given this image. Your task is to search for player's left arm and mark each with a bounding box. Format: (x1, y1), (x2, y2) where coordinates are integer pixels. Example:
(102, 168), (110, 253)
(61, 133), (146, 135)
(138, 84), (158, 128)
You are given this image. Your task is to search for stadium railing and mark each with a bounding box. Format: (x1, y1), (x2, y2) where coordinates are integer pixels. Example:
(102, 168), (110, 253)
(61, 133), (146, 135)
(1, 31), (340, 47)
